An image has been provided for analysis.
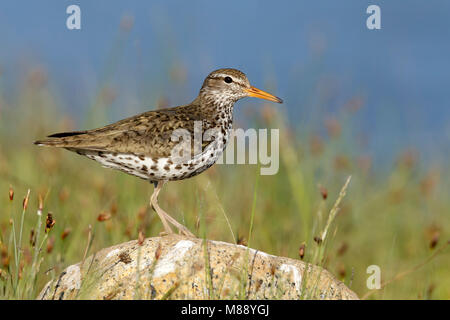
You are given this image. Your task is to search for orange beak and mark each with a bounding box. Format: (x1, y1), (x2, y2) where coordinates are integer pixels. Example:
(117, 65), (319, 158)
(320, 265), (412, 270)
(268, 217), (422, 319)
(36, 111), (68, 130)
(245, 86), (283, 104)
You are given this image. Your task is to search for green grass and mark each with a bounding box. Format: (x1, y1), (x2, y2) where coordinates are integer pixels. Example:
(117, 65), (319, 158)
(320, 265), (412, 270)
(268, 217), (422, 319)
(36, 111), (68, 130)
(0, 65), (449, 300)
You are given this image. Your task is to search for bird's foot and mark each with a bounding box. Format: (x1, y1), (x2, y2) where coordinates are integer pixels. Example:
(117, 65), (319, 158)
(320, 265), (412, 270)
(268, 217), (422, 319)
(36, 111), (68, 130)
(176, 226), (196, 238)
(159, 229), (194, 238)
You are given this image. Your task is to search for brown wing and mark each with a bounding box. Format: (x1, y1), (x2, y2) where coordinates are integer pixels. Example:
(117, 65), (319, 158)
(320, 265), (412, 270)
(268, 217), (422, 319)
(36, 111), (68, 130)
(34, 103), (213, 158)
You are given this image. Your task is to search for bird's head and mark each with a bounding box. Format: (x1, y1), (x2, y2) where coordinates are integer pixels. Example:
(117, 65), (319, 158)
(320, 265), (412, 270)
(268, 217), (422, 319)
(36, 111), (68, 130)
(199, 68), (283, 106)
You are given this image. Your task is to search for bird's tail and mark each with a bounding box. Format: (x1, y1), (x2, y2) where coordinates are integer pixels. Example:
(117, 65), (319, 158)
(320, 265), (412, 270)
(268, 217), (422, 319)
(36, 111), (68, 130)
(34, 130), (88, 147)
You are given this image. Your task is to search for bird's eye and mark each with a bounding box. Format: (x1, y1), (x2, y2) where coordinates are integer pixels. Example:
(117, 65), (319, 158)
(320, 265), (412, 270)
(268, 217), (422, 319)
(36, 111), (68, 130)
(224, 76), (233, 83)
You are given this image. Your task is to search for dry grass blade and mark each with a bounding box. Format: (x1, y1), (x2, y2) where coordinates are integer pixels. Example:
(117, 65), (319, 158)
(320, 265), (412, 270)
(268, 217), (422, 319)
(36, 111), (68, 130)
(320, 176), (352, 243)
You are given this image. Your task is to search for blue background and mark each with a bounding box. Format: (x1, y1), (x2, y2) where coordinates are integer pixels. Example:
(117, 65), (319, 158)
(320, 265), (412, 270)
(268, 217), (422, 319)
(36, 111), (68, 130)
(0, 1), (448, 166)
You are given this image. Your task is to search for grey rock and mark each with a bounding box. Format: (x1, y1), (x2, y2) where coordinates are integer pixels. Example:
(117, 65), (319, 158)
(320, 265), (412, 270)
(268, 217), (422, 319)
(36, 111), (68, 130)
(38, 235), (358, 300)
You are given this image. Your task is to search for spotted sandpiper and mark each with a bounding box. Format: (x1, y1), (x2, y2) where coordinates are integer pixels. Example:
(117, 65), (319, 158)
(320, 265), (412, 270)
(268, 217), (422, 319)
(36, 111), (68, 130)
(35, 68), (283, 237)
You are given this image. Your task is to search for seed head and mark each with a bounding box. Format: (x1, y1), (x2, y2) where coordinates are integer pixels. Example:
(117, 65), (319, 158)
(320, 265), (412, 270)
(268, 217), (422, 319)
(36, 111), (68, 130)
(138, 230), (145, 246)
(22, 190), (30, 210)
(45, 213), (56, 233)
(319, 185), (328, 200)
(47, 236), (55, 253)
(97, 212), (111, 222)
(337, 264), (346, 278)
(309, 134), (324, 157)
(237, 236), (247, 246)
(337, 242), (348, 256)
(37, 194), (43, 216)
(298, 242), (306, 260)
(430, 231), (440, 249)
(30, 229), (36, 247)
(8, 186), (14, 201)
(314, 236), (323, 245)
(61, 228), (71, 240)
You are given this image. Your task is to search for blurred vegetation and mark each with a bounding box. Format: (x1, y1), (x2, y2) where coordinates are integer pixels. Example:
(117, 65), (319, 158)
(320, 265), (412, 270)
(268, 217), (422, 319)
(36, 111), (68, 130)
(0, 22), (449, 299)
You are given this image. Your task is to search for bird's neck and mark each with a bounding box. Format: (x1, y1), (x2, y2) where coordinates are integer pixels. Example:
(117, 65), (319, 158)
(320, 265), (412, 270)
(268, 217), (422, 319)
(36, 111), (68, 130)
(193, 93), (235, 125)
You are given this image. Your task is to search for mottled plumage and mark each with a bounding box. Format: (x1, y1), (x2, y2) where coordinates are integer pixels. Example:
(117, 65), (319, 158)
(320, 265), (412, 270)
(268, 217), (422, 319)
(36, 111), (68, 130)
(35, 68), (282, 237)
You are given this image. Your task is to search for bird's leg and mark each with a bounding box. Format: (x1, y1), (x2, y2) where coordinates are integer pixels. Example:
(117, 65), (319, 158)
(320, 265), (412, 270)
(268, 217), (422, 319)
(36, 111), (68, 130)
(150, 180), (173, 235)
(150, 181), (195, 238)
